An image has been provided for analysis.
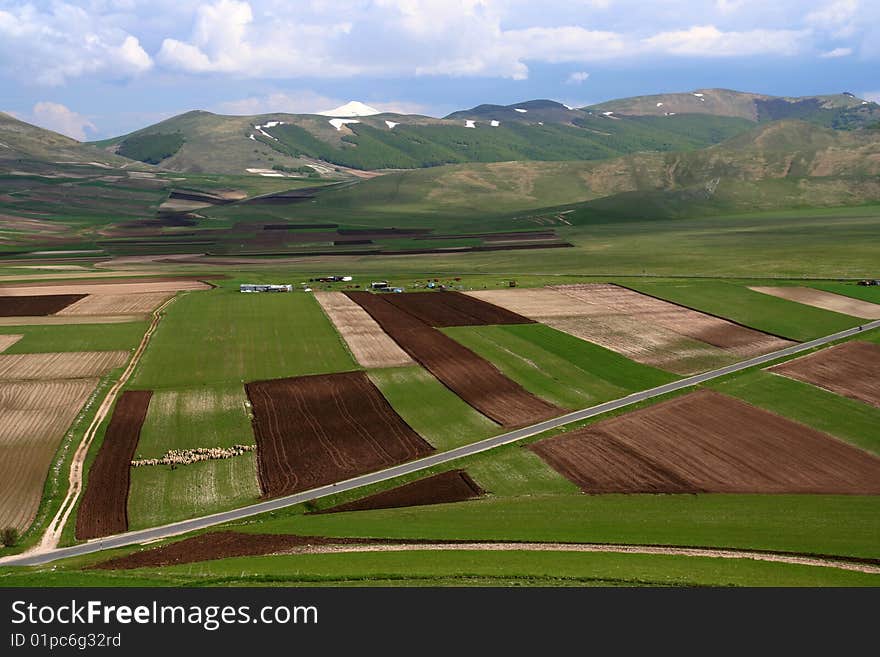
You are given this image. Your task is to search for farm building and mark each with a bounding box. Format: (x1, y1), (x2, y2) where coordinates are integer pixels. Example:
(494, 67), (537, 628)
(240, 284), (293, 293)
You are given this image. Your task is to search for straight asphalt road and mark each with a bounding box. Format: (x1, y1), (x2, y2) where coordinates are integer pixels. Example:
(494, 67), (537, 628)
(4, 318), (878, 567)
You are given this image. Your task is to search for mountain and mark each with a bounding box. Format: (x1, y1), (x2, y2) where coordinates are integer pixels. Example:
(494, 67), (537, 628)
(94, 104), (752, 173)
(294, 120), (880, 227)
(0, 112), (131, 166)
(587, 89), (880, 129)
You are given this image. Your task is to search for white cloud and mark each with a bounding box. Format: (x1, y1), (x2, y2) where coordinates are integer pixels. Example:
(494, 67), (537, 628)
(820, 46), (853, 57)
(0, 3), (151, 85)
(22, 102), (96, 141)
(862, 91), (880, 104)
(642, 25), (809, 57)
(805, 0), (859, 38)
(566, 71), (590, 84)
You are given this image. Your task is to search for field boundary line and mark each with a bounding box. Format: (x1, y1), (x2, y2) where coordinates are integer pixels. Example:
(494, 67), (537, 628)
(32, 295), (179, 552)
(3, 319), (878, 567)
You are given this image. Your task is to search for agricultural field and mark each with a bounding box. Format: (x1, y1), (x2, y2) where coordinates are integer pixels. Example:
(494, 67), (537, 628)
(127, 384), (260, 530)
(76, 391), (153, 539)
(529, 389), (880, 494)
(768, 341), (880, 407)
(0, 351), (127, 380)
(132, 287), (357, 388)
(467, 284), (789, 374)
(246, 371), (433, 496)
(0, 379), (99, 532)
(750, 286), (880, 319)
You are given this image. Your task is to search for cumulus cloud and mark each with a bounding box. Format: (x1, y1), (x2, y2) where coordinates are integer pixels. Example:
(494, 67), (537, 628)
(19, 102), (97, 141)
(566, 71), (590, 84)
(0, 2), (152, 85)
(642, 25), (809, 57)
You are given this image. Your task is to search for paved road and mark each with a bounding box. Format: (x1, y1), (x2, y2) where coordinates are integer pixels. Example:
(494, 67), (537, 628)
(4, 319), (878, 567)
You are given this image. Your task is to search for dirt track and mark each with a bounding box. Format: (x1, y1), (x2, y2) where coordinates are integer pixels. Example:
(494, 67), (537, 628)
(0, 294), (85, 316)
(246, 371), (434, 497)
(751, 286), (880, 319)
(314, 292), (413, 368)
(76, 390), (153, 540)
(346, 292), (561, 426)
(89, 531), (880, 575)
(531, 389), (880, 494)
(318, 470), (484, 514)
(382, 291), (534, 327)
(769, 341), (880, 407)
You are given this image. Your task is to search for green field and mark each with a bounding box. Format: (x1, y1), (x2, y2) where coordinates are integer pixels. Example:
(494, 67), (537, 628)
(127, 384), (260, 529)
(623, 279), (861, 340)
(368, 366), (499, 451)
(442, 324), (675, 408)
(131, 288), (357, 388)
(3, 548), (876, 587)
(0, 321), (147, 353)
(709, 370), (880, 455)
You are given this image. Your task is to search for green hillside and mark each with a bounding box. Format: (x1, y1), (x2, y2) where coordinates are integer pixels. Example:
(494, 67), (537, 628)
(0, 112), (132, 166)
(588, 88), (880, 129)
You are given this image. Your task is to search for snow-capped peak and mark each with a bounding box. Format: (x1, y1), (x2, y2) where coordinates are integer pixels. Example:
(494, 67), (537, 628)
(318, 101), (382, 117)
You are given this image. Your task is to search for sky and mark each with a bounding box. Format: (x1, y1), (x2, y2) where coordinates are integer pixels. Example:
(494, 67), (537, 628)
(1, 0), (878, 140)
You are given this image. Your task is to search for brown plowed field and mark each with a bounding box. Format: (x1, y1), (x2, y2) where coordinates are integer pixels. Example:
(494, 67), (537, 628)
(530, 389), (880, 494)
(751, 286), (880, 319)
(0, 351), (128, 381)
(383, 291), (534, 327)
(90, 531), (382, 570)
(0, 378), (98, 532)
(246, 371), (434, 497)
(769, 341), (880, 407)
(0, 294), (85, 316)
(76, 390), (153, 540)
(314, 292), (414, 368)
(0, 280), (210, 296)
(0, 334), (22, 352)
(346, 291), (561, 426)
(319, 470), (485, 514)
(56, 292), (173, 316)
(467, 284), (791, 375)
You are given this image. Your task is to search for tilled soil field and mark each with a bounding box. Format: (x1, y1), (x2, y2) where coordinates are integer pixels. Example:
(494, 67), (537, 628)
(530, 389), (880, 494)
(0, 280), (210, 297)
(0, 351), (128, 381)
(57, 292), (173, 316)
(751, 286), (880, 319)
(346, 292), (561, 426)
(0, 294), (86, 316)
(769, 341), (880, 407)
(0, 334), (22, 352)
(76, 390), (153, 540)
(314, 292), (413, 368)
(467, 284), (790, 375)
(318, 470), (485, 514)
(0, 378), (99, 531)
(246, 371), (434, 497)
(89, 531), (383, 570)
(383, 291), (534, 327)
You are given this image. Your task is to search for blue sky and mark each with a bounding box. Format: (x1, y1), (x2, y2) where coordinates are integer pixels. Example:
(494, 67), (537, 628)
(1, 0), (878, 140)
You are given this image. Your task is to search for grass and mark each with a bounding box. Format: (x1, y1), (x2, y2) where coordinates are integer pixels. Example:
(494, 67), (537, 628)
(368, 366), (499, 451)
(131, 288), (357, 388)
(467, 446), (579, 496)
(442, 324), (675, 408)
(622, 279), (861, 340)
(243, 494), (880, 559)
(708, 370), (880, 455)
(127, 384), (260, 530)
(0, 321), (148, 353)
(3, 549), (877, 587)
